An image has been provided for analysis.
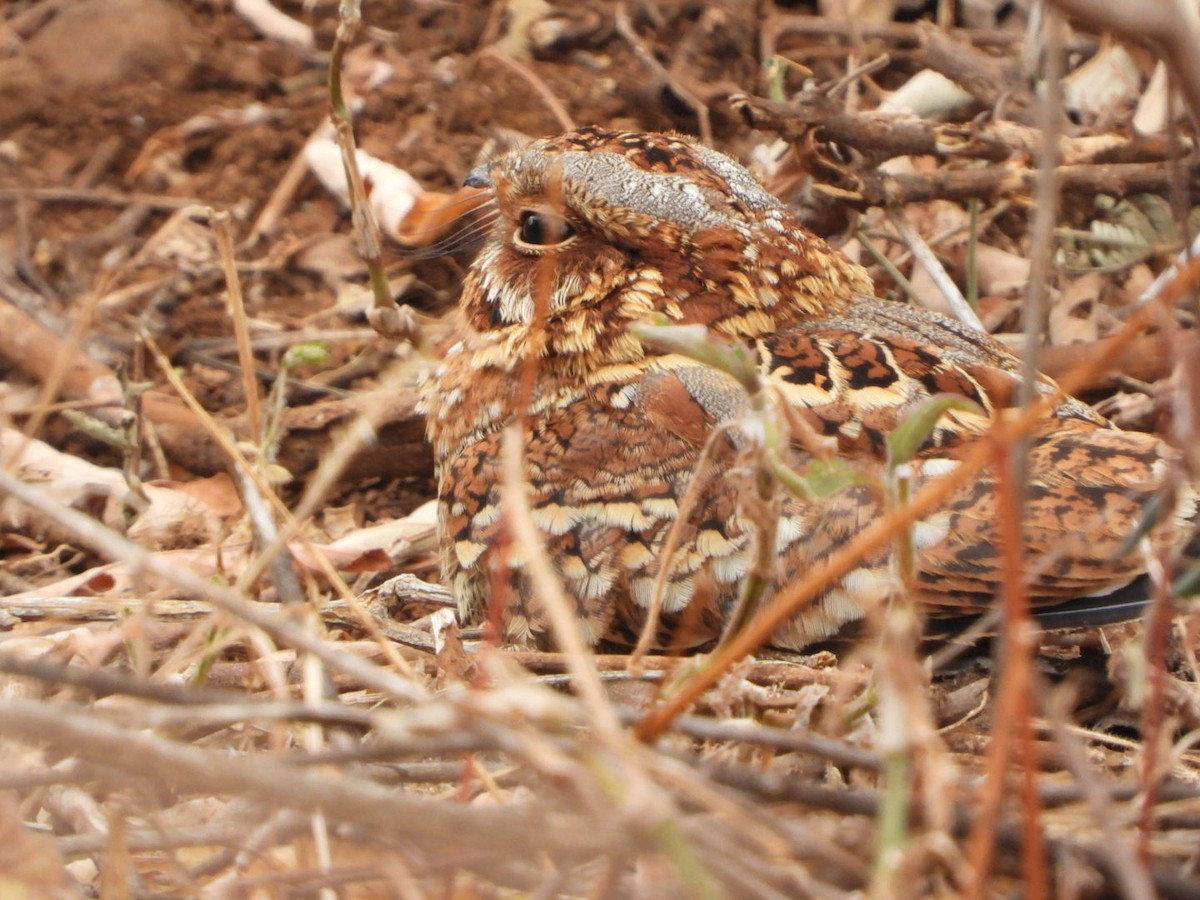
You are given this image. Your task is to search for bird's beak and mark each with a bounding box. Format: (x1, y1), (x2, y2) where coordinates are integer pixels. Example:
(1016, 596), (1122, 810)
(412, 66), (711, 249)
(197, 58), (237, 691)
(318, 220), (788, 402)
(463, 164), (494, 189)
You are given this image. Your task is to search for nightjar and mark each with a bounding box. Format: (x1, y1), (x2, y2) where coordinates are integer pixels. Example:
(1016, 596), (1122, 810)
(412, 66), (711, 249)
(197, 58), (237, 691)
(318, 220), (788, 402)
(420, 126), (1195, 650)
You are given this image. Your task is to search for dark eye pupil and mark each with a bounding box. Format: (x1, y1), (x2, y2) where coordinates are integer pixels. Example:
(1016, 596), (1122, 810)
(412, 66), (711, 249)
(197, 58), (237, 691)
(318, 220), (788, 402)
(518, 210), (573, 245)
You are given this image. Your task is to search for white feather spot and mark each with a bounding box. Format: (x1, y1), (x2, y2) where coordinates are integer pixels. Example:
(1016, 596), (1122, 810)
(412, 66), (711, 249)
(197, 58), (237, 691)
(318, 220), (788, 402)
(849, 386), (907, 409)
(918, 458), (960, 478)
(775, 515), (805, 551)
(472, 503), (502, 528)
(788, 592), (867, 644)
(532, 504), (580, 535)
(912, 515), (950, 549)
(695, 528), (734, 557)
(620, 542), (655, 569)
(455, 540), (486, 567)
(593, 502), (651, 530)
(559, 555), (588, 579)
(574, 569), (616, 602)
(631, 577), (655, 607)
(711, 552), (749, 583)
(641, 497), (678, 519)
(662, 577), (696, 613)
(841, 567), (896, 603)
(775, 381), (835, 406)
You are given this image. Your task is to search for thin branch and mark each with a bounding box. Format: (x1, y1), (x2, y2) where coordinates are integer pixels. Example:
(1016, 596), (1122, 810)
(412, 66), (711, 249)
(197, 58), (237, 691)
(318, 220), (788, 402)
(0, 468), (426, 702)
(479, 47), (575, 131)
(886, 206), (984, 331)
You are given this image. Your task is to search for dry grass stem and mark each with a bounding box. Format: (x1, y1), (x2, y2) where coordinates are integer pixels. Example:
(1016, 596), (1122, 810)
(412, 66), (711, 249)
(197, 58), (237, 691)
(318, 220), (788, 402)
(210, 209), (261, 443)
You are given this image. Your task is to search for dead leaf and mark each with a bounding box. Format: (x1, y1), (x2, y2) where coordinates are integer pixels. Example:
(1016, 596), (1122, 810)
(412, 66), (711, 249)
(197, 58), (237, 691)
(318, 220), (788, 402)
(1049, 273), (1111, 346)
(976, 296), (1019, 331)
(879, 70), (973, 119)
(906, 262), (955, 319)
(1062, 41), (1143, 125)
(971, 244), (1031, 299)
(320, 503), (362, 541)
(289, 541), (392, 573)
(0, 428), (135, 534)
(322, 500), (438, 563)
(393, 186), (492, 248)
(291, 234), (371, 287)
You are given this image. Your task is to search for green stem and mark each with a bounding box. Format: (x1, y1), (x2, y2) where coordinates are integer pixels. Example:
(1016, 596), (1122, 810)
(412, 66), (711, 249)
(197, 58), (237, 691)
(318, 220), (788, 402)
(966, 197), (980, 311)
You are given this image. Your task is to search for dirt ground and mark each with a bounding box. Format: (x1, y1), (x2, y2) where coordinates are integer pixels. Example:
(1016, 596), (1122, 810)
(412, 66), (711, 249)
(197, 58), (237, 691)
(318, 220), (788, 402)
(2, 0), (1200, 897)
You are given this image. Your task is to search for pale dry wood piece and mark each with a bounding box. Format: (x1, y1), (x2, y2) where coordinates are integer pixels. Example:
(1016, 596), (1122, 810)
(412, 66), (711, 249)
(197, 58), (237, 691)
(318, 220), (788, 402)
(1046, 0), (1200, 132)
(0, 699), (608, 862)
(0, 291), (226, 469)
(57, 818), (308, 859)
(918, 21), (1041, 126)
(367, 572), (454, 608)
(510, 650), (859, 691)
(0, 467), (427, 701)
(731, 93), (1194, 170)
(846, 161), (1196, 211)
(231, 0), (313, 48)
(0, 187), (205, 210)
(0, 299), (118, 404)
(1, 591), (440, 655)
(1, 597), (213, 623)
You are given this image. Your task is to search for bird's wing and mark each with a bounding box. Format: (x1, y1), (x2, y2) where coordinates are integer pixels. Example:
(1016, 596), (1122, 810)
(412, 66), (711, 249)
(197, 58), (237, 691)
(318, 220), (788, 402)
(761, 313), (1188, 645)
(911, 419), (1184, 614)
(437, 362), (756, 647)
(441, 314), (1189, 650)
(764, 299), (1104, 459)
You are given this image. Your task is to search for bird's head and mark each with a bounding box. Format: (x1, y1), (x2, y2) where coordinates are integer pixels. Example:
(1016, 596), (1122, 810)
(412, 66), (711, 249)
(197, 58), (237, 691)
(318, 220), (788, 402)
(459, 127), (873, 363)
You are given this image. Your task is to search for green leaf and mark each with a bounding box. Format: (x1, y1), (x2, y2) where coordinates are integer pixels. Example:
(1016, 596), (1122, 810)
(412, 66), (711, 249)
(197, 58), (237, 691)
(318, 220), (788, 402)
(803, 458), (869, 497)
(1173, 560), (1200, 599)
(764, 56), (788, 102)
(630, 321), (759, 393)
(282, 341), (331, 371)
(886, 394), (984, 472)
(768, 452), (867, 501)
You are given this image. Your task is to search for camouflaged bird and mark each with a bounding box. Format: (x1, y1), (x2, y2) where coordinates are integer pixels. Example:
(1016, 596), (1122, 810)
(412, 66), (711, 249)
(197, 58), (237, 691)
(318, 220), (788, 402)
(420, 126), (1195, 650)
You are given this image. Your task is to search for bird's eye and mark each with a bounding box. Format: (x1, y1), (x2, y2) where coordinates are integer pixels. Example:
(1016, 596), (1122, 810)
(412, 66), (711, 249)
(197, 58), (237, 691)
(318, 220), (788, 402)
(516, 210), (575, 248)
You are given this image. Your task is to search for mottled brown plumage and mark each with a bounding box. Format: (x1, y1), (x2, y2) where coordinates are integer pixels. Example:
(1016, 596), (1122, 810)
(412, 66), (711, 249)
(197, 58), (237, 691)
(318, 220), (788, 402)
(420, 126), (1194, 650)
